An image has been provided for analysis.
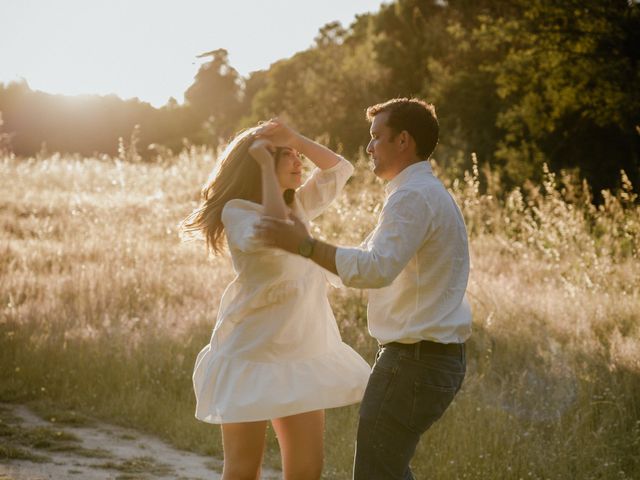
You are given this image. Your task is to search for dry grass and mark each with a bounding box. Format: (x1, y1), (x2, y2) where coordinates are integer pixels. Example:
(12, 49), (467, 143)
(1, 149), (639, 479)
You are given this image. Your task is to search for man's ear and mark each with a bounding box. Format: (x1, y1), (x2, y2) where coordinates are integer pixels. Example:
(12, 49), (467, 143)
(399, 130), (410, 150)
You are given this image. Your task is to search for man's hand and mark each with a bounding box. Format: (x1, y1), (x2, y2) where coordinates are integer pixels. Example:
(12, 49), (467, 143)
(255, 214), (310, 254)
(257, 214), (340, 274)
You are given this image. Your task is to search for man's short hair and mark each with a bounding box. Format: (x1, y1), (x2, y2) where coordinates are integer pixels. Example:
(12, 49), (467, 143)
(366, 98), (439, 160)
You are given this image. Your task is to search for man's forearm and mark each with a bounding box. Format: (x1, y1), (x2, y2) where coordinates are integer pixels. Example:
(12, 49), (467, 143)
(309, 239), (338, 275)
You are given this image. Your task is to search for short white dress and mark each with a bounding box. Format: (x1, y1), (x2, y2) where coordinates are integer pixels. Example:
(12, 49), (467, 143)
(193, 157), (371, 424)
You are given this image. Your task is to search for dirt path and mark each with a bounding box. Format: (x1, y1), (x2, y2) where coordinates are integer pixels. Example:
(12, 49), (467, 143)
(0, 403), (279, 480)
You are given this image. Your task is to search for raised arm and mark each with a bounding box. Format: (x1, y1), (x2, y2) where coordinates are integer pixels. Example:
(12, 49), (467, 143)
(256, 118), (353, 219)
(256, 118), (340, 170)
(248, 138), (288, 221)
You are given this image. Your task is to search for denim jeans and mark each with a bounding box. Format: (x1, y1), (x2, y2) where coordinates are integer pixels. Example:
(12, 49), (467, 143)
(353, 342), (466, 480)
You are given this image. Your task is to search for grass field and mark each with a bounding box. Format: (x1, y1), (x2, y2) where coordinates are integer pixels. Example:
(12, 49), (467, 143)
(1, 149), (639, 479)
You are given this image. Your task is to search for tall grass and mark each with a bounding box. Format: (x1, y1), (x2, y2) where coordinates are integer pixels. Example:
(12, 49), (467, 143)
(1, 149), (638, 479)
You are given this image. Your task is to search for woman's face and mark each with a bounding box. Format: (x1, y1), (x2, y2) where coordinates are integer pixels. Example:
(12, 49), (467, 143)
(274, 147), (303, 190)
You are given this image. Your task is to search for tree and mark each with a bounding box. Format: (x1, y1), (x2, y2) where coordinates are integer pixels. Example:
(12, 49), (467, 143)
(245, 17), (386, 156)
(478, 0), (640, 191)
(184, 48), (242, 148)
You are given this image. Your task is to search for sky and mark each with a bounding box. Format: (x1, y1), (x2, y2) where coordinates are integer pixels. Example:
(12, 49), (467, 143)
(0, 0), (389, 107)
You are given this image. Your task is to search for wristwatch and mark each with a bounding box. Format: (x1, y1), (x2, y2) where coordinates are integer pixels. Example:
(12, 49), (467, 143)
(298, 237), (317, 258)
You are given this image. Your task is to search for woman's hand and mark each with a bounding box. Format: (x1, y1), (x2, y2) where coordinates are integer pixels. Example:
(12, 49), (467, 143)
(257, 116), (340, 171)
(255, 117), (300, 149)
(248, 138), (275, 169)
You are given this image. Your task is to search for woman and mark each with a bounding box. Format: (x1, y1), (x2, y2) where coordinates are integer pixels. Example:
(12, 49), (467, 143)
(181, 119), (370, 480)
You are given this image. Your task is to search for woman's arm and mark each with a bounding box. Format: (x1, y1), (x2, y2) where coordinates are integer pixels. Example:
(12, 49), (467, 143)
(293, 135), (340, 170)
(249, 138), (288, 220)
(257, 118), (340, 170)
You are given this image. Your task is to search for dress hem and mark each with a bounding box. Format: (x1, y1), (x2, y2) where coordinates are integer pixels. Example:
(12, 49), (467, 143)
(195, 395), (363, 425)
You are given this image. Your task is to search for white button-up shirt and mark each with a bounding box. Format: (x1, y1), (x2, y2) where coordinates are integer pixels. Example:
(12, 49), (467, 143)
(335, 161), (472, 345)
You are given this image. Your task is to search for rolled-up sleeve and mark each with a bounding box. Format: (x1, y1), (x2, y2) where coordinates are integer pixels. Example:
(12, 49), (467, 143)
(336, 190), (432, 289)
(297, 157), (354, 220)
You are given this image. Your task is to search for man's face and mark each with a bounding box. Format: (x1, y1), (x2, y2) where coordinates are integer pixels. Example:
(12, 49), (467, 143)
(366, 112), (401, 180)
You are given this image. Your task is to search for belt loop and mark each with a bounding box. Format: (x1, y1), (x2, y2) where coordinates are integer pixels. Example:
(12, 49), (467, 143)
(414, 341), (421, 360)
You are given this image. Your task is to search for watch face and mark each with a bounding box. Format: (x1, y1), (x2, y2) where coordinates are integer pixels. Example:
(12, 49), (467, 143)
(298, 238), (314, 257)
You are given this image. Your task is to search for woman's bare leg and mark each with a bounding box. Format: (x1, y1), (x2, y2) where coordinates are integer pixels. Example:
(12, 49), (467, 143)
(221, 421), (268, 480)
(271, 410), (325, 480)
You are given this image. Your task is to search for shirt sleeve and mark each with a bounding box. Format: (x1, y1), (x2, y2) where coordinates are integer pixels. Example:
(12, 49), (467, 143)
(335, 189), (432, 289)
(221, 200), (266, 253)
(297, 156), (354, 221)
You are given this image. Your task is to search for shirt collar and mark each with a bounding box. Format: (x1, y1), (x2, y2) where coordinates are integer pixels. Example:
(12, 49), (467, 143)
(385, 161), (433, 195)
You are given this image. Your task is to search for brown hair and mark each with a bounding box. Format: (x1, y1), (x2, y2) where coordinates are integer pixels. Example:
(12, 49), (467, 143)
(180, 126), (263, 255)
(366, 98), (439, 160)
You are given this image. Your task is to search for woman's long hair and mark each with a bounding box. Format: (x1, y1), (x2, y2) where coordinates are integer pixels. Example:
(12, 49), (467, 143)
(180, 126), (263, 255)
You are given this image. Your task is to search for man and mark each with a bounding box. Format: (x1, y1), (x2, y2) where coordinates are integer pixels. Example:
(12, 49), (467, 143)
(255, 98), (472, 479)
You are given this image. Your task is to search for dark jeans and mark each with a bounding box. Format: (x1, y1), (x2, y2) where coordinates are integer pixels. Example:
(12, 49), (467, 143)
(353, 341), (466, 480)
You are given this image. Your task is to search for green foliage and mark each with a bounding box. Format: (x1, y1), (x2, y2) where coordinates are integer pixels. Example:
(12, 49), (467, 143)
(240, 0), (639, 193)
(477, 0), (640, 191)
(0, 1), (638, 194)
(244, 17), (385, 154)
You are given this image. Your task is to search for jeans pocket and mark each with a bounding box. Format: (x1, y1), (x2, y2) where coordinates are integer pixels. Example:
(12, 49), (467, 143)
(410, 373), (462, 433)
(359, 366), (395, 421)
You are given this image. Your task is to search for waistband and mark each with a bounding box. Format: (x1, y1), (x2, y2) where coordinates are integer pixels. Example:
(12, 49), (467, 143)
(382, 340), (464, 358)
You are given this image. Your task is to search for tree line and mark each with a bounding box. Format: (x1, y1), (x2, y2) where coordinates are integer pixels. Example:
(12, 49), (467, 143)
(1, 0), (638, 195)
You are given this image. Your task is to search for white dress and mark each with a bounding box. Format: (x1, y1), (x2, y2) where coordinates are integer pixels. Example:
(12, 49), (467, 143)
(193, 158), (371, 424)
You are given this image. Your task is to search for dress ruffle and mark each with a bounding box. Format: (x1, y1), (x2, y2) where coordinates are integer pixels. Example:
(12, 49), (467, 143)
(193, 342), (371, 424)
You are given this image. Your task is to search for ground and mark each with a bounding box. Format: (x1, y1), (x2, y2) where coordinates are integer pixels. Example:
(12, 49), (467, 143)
(0, 403), (279, 480)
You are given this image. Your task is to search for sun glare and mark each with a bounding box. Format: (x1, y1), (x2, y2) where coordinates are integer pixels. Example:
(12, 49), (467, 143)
(1, 0), (388, 107)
